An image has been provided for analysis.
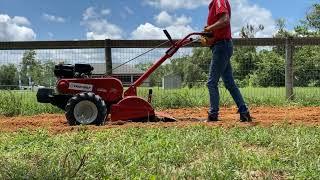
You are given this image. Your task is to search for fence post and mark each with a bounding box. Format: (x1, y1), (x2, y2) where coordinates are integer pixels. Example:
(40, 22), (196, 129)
(285, 37), (294, 100)
(105, 39), (112, 75)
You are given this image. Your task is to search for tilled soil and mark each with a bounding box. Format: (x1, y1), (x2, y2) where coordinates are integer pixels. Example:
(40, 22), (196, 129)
(0, 106), (319, 133)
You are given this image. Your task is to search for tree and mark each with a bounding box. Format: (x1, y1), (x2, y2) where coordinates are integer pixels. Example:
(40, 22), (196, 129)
(20, 50), (39, 86)
(175, 48), (211, 87)
(274, 19), (291, 37)
(0, 64), (18, 89)
(293, 46), (320, 87)
(292, 3), (320, 87)
(135, 62), (170, 87)
(171, 48), (211, 87)
(19, 50), (55, 87)
(240, 24), (264, 38)
(231, 48), (258, 86)
(136, 48), (210, 88)
(273, 19), (293, 57)
(40, 61), (56, 87)
(294, 4), (320, 37)
(305, 4), (320, 31)
(231, 24), (265, 86)
(251, 51), (285, 87)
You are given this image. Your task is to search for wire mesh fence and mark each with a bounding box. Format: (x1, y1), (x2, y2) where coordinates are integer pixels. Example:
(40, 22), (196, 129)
(0, 38), (319, 116)
(292, 45), (320, 105)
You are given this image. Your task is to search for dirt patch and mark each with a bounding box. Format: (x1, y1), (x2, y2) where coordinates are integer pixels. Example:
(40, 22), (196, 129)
(0, 106), (319, 133)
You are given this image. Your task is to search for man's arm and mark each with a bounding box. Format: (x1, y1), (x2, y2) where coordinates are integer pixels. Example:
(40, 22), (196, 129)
(204, 13), (230, 32)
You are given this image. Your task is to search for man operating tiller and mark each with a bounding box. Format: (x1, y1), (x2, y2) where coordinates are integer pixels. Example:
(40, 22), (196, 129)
(204, 0), (252, 122)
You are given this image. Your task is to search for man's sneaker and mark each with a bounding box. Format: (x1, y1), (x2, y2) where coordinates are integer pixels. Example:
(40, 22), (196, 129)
(206, 113), (219, 122)
(240, 112), (252, 122)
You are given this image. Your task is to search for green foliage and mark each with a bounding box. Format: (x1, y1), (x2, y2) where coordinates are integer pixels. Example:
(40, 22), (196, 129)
(135, 62), (171, 87)
(273, 19), (293, 57)
(19, 50), (56, 87)
(171, 50), (210, 88)
(294, 46), (320, 87)
(20, 50), (38, 86)
(305, 4), (320, 31)
(0, 64), (18, 90)
(0, 91), (61, 116)
(231, 47), (258, 83)
(41, 61), (56, 87)
(136, 49), (211, 88)
(251, 50), (285, 87)
(0, 126), (320, 179)
(0, 91), (22, 116)
(0, 50), (55, 89)
(294, 25), (316, 37)
(239, 24), (264, 38)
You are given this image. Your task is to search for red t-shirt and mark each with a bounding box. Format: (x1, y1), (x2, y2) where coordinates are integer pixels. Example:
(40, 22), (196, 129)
(207, 0), (232, 43)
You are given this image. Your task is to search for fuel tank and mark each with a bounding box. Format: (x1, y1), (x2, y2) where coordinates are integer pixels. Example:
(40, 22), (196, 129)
(56, 77), (123, 104)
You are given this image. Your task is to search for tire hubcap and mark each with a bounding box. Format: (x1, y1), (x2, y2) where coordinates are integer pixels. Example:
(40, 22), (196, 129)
(74, 100), (98, 124)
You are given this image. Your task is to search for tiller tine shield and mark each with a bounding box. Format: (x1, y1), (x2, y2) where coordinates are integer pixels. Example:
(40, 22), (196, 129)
(110, 96), (176, 122)
(111, 96), (155, 122)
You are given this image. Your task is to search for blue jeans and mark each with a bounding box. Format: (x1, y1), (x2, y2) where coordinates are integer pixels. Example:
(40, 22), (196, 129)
(207, 40), (248, 115)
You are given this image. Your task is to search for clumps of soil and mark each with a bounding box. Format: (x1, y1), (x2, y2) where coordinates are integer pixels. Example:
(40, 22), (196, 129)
(0, 106), (319, 133)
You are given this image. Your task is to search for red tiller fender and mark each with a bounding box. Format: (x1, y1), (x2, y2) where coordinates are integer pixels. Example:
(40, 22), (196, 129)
(110, 96), (154, 121)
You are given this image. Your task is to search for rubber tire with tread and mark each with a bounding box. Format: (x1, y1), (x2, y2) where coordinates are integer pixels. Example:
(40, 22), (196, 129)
(65, 92), (107, 126)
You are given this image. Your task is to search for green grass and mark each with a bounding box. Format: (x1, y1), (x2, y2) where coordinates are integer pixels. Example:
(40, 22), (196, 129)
(0, 125), (319, 179)
(0, 87), (319, 116)
(139, 87), (320, 109)
(0, 91), (61, 116)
